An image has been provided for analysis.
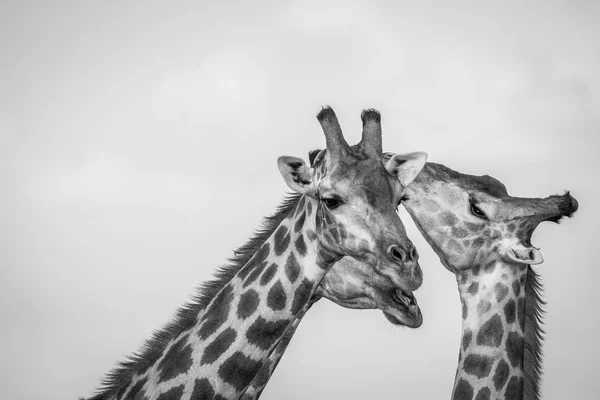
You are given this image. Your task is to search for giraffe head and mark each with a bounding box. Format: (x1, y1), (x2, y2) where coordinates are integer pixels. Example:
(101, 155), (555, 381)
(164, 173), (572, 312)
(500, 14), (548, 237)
(315, 257), (422, 327)
(278, 107), (427, 292)
(394, 161), (578, 272)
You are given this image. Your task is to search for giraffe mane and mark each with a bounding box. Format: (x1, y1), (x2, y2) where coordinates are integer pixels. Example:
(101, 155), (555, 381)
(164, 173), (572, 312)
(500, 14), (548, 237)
(523, 267), (546, 400)
(86, 193), (302, 400)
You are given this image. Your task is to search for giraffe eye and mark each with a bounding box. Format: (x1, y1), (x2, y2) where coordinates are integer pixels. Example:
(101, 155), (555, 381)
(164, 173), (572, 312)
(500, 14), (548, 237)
(470, 203), (486, 219)
(323, 197), (342, 210)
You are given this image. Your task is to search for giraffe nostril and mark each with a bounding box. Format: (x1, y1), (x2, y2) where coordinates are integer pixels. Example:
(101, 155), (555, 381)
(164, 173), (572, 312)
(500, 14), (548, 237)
(410, 245), (419, 261)
(388, 245), (407, 263)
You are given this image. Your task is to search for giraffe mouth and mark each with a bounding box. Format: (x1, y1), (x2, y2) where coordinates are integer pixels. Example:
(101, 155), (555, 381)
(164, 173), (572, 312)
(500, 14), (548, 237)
(392, 288), (417, 309)
(381, 288), (422, 328)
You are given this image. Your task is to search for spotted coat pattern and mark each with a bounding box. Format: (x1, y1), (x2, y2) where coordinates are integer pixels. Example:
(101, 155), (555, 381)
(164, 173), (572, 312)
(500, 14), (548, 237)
(240, 306), (311, 400)
(452, 262), (527, 400)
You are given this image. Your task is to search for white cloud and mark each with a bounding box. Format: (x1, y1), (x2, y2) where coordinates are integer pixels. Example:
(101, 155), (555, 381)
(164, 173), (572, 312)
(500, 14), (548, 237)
(275, 0), (362, 33)
(151, 49), (271, 128)
(31, 154), (210, 212)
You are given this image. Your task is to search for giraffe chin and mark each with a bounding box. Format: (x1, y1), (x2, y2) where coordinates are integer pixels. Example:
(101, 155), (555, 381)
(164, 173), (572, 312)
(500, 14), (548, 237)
(381, 289), (423, 328)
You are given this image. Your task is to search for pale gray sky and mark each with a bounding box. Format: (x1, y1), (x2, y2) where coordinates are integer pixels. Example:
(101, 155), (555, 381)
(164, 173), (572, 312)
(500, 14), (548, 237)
(1, 1), (599, 399)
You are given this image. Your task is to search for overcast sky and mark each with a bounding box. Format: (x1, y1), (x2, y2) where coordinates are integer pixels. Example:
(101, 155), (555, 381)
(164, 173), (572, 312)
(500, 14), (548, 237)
(1, 1), (599, 399)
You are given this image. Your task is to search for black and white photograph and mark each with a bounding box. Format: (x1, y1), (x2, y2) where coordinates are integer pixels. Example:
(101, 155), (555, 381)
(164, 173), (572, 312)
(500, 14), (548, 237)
(2, 1), (598, 399)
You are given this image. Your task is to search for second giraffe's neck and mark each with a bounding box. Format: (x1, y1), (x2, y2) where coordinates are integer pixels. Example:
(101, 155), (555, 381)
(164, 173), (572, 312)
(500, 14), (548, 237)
(240, 295), (320, 400)
(452, 260), (528, 400)
(240, 302), (314, 400)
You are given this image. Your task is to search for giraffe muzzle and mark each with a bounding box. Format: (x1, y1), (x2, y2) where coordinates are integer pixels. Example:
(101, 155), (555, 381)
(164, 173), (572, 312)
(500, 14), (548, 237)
(384, 244), (423, 291)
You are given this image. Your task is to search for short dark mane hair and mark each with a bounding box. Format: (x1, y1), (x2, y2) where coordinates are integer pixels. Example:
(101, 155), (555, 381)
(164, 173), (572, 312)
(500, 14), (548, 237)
(523, 267), (545, 400)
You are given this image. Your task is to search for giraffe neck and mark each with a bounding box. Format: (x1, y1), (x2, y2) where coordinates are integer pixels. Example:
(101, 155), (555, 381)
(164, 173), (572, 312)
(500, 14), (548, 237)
(241, 301), (315, 400)
(452, 260), (528, 400)
(94, 195), (343, 400)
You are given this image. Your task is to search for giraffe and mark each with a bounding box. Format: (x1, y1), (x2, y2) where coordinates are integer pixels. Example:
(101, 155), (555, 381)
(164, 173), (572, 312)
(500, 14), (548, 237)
(85, 107), (428, 400)
(397, 160), (578, 400)
(242, 157), (578, 400)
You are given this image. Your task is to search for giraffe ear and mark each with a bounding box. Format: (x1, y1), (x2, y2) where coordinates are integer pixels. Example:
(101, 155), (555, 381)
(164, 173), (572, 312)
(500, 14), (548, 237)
(506, 245), (544, 265)
(278, 156), (315, 195)
(308, 149), (325, 167)
(385, 152), (428, 186)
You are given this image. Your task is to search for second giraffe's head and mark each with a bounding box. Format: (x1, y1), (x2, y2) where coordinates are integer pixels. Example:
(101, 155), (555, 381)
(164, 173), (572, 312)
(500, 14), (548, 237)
(396, 161), (578, 272)
(278, 107), (427, 292)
